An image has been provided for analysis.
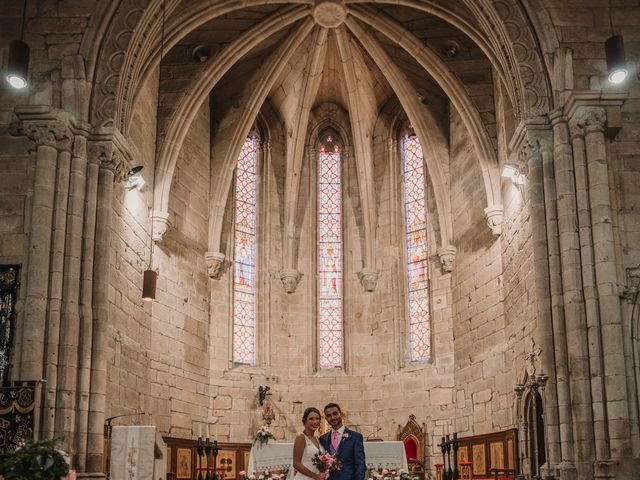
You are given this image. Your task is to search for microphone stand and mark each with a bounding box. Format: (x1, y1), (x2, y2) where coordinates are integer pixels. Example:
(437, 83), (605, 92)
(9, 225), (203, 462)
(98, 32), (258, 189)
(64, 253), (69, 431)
(104, 412), (147, 480)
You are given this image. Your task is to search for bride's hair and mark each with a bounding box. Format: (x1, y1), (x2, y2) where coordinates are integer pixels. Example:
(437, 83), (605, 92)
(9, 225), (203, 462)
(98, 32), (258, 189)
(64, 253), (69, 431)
(302, 407), (321, 424)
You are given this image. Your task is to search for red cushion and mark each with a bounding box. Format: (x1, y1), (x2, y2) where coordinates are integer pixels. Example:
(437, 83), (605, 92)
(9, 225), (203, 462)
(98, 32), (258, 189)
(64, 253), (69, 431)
(403, 437), (417, 462)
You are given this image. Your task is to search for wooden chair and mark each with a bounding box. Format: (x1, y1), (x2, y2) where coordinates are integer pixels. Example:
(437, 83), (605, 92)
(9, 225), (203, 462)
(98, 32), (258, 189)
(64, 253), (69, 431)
(459, 461), (472, 480)
(434, 464), (444, 480)
(396, 415), (425, 479)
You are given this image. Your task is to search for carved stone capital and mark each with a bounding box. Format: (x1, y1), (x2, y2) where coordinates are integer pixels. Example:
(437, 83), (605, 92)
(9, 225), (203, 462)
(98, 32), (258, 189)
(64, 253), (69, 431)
(580, 107), (606, 135)
(89, 128), (134, 182)
(437, 245), (457, 273)
(205, 251), (228, 280)
(357, 267), (379, 292)
(23, 123), (59, 149)
(151, 210), (171, 243)
(279, 268), (303, 294)
(101, 148), (130, 182)
(56, 128), (73, 153)
(484, 205), (504, 236)
(568, 118), (585, 140)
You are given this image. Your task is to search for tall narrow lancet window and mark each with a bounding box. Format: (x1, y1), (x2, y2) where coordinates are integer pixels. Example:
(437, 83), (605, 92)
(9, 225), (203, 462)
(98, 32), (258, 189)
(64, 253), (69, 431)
(232, 136), (258, 365)
(317, 137), (343, 369)
(402, 134), (431, 362)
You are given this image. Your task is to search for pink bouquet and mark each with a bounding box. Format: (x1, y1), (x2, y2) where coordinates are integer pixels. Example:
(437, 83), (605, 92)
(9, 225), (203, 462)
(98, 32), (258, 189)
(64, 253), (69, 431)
(312, 452), (342, 473)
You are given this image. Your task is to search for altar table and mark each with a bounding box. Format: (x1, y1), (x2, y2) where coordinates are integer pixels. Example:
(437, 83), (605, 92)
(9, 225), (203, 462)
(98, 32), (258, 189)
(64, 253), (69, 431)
(248, 441), (408, 474)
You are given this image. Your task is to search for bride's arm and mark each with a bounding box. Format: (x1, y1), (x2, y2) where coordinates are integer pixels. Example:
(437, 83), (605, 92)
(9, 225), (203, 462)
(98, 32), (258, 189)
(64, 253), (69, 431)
(293, 435), (323, 480)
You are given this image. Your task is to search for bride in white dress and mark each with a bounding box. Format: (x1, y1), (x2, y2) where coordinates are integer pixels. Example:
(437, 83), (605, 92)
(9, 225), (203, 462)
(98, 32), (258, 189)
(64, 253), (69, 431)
(292, 407), (326, 480)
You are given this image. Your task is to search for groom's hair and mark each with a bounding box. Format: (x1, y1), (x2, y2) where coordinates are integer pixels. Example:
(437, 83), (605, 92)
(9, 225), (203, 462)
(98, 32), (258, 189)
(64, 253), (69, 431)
(324, 402), (341, 413)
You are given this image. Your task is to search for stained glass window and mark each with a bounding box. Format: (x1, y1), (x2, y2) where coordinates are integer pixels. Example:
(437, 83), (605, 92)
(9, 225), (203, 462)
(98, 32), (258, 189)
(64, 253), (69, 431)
(318, 141), (343, 369)
(233, 137), (258, 365)
(402, 135), (431, 362)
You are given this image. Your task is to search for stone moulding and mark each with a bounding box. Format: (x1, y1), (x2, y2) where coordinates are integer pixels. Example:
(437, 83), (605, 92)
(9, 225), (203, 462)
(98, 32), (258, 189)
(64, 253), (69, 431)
(436, 245), (457, 273)
(357, 267), (380, 292)
(279, 268), (303, 294)
(205, 251), (228, 279)
(484, 205), (504, 236)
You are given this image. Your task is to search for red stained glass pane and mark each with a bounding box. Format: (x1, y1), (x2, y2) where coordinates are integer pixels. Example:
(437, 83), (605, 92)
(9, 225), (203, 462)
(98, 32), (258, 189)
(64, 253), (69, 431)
(233, 137), (258, 365)
(402, 135), (431, 362)
(318, 144), (343, 369)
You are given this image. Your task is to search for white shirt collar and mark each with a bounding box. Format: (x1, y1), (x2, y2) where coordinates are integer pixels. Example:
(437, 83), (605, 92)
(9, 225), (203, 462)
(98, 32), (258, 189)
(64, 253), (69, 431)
(332, 425), (346, 436)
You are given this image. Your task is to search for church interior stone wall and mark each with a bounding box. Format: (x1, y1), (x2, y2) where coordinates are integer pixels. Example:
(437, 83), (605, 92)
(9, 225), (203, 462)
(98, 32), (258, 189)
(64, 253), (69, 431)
(1, 1), (640, 479)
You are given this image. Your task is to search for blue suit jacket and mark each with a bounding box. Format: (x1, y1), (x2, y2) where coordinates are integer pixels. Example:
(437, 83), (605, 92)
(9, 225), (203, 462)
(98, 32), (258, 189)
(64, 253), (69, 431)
(319, 428), (366, 480)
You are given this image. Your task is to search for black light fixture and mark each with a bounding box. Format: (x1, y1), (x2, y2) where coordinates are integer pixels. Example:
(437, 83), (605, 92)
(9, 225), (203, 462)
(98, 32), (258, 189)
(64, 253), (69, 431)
(606, 0), (627, 84)
(126, 165), (146, 190)
(6, 0), (30, 89)
(142, 0), (166, 302)
(142, 269), (158, 302)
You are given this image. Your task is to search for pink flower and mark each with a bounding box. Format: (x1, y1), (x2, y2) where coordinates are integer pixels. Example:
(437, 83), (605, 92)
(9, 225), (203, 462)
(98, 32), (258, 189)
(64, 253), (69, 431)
(382, 469), (389, 475)
(239, 472), (246, 476)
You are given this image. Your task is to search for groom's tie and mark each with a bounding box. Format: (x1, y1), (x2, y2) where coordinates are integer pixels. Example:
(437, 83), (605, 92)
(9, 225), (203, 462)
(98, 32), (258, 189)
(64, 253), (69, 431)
(331, 430), (340, 452)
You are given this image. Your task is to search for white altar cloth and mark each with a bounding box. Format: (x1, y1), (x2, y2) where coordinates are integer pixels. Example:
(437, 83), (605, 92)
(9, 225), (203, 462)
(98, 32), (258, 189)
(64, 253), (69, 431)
(248, 441), (408, 473)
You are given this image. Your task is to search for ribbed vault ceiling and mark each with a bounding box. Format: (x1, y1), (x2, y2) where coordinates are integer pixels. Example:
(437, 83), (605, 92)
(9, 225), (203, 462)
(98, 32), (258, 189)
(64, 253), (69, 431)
(149, 1), (506, 261)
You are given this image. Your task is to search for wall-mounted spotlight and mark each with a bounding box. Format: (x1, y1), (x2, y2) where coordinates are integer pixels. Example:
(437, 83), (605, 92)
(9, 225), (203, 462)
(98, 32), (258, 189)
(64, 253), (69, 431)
(6, 0), (30, 89)
(501, 163), (525, 185)
(126, 165), (146, 190)
(7, 40), (30, 89)
(606, 0), (627, 85)
(605, 35), (627, 84)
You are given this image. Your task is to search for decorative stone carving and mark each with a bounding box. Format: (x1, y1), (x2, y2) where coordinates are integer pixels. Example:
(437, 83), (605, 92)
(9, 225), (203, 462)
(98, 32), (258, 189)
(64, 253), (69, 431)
(312, 0), (347, 28)
(568, 119), (585, 140)
(205, 251), (228, 280)
(357, 268), (379, 292)
(100, 148), (130, 183)
(437, 245), (457, 273)
(151, 210), (171, 243)
(279, 268), (303, 294)
(581, 107), (606, 134)
(24, 123), (60, 149)
(484, 206), (504, 236)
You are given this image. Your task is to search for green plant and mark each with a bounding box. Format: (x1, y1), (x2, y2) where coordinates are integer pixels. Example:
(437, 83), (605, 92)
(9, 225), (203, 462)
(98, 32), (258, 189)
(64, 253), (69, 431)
(0, 439), (69, 480)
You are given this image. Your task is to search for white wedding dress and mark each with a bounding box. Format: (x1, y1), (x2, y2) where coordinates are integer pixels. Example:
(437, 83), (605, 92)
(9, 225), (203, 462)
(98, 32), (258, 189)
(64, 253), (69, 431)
(291, 434), (323, 480)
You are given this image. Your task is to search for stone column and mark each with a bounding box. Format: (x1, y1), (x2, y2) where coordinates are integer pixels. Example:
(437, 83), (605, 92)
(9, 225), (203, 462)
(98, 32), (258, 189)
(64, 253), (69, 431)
(550, 109), (594, 474)
(86, 147), (123, 473)
(42, 127), (73, 440)
(540, 136), (577, 476)
(76, 146), (101, 473)
(568, 118), (609, 472)
(582, 107), (632, 469)
(56, 129), (90, 456)
(20, 123), (60, 380)
(523, 138), (561, 470)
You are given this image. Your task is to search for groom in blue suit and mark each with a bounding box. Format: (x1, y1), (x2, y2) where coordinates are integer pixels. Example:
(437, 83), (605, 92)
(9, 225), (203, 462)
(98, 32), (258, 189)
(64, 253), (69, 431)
(319, 403), (366, 480)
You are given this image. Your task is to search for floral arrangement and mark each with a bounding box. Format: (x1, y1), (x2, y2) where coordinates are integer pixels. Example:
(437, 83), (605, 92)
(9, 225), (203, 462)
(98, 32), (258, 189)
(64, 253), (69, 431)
(0, 439), (69, 480)
(369, 468), (417, 480)
(253, 425), (275, 446)
(312, 452), (342, 473)
(240, 469), (288, 480)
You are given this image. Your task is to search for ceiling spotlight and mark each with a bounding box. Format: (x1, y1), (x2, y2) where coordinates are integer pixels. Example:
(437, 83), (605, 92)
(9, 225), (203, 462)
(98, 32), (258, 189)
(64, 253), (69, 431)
(192, 45), (211, 63)
(126, 165), (145, 190)
(441, 42), (459, 58)
(605, 35), (627, 84)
